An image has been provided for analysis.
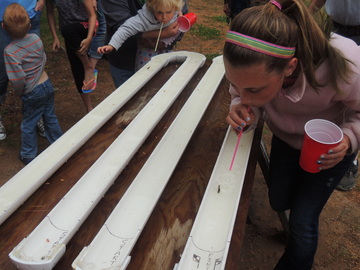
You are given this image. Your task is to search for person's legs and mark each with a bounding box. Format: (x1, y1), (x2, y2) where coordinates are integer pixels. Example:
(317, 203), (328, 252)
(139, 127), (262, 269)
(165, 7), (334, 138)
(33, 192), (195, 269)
(66, 48), (93, 112)
(109, 64), (134, 88)
(268, 136), (303, 212)
(0, 114), (6, 140)
(30, 11), (46, 136)
(0, 26), (12, 140)
(336, 155), (358, 191)
(76, 53), (95, 90)
(79, 93), (93, 112)
(61, 23), (93, 112)
(73, 24), (95, 90)
(0, 27), (11, 98)
(135, 47), (172, 71)
(36, 117), (46, 137)
(29, 11), (42, 36)
(269, 136), (355, 270)
(38, 79), (63, 143)
(20, 88), (47, 163)
(86, 4), (106, 88)
(82, 5), (106, 90)
(88, 3), (106, 64)
(334, 34), (360, 192)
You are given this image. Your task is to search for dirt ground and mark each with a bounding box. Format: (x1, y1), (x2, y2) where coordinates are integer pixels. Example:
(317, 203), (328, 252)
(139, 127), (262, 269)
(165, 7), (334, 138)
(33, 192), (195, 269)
(0, 0), (359, 269)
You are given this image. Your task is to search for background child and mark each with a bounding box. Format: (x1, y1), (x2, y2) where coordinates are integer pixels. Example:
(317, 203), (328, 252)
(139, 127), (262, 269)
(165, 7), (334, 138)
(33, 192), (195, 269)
(223, 0), (251, 23)
(98, 0), (184, 69)
(0, 0), (44, 140)
(3, 3), (63, 165)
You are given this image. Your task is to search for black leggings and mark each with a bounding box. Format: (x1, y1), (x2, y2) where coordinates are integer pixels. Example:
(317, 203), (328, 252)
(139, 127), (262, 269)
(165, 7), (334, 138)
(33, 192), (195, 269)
(61, 22), (88, 93)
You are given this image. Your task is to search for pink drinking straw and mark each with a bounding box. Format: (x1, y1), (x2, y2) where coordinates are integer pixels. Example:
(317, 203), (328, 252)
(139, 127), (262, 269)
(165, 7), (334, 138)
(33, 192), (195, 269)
(229, 129), (243, 171)
(229, 107), (250, 171)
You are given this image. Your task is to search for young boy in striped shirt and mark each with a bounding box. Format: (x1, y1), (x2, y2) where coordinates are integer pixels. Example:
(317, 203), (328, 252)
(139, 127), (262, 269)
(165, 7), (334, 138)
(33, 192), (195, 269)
(2, 3), (62, 165)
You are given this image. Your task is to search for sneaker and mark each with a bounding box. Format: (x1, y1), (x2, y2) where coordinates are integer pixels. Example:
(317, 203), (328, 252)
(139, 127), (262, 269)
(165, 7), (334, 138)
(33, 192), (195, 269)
(336, 160), (358, 191)
(19, 154), (34, 165)
(36, 118), (46, 137)
(0, 118), (6, 140)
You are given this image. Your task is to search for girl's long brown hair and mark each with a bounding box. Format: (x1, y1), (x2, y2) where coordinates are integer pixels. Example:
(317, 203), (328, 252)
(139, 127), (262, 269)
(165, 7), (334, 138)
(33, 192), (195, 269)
(223, 0), (352, 93)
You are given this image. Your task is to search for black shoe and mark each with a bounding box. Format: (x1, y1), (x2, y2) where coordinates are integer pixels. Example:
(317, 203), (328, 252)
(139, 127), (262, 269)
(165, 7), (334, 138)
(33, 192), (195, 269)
(37, 118), (46, 137)
(336, 160), (358, 191)
(19, 155), (34, 165)
(0, 118), (6, 140)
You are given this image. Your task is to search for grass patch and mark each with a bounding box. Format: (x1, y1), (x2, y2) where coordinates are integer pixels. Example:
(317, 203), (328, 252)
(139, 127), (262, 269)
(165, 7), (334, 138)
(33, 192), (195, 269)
(190, 24), (222, 40)
(204, 53), (221, 60)
(212, 15), (227, 23)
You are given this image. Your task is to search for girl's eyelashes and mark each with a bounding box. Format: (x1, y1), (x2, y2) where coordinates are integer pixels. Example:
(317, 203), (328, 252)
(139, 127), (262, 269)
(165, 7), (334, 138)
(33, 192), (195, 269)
(231, 83), (263, 94)
(246, 87), (263, 93)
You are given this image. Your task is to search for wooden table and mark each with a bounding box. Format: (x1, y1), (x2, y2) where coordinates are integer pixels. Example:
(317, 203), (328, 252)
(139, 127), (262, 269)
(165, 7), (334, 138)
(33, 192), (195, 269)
(0, 55), (264, 270)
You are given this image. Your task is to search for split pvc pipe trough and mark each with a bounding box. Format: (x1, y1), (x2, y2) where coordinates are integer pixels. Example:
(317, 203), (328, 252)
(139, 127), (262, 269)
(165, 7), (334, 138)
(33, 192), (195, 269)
(0, 52), (202, 226)
(9, 51), (206, 269)
(174, 127), (254, 270)
(72, 55), (225, 270)
(1, 52), (258, 270)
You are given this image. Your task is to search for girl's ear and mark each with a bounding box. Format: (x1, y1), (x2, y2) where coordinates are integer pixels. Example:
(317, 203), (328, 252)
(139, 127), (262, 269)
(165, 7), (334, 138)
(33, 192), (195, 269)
(286, 57), (298, 76)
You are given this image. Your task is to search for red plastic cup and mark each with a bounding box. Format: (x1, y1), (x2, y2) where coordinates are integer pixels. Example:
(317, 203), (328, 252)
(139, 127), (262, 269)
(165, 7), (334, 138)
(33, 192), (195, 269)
(178, 12), (197, 32)
(299, 119), (343, 173)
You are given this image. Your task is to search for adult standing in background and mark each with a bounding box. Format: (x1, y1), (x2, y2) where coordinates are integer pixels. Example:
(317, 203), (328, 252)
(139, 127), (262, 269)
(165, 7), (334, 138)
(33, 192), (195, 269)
(0, 0), (44, 140)
(309, 0), (360, 191)
(309, 0), (360, 45)
(223, 0), (251, 23)
(100, 0), (186, 88)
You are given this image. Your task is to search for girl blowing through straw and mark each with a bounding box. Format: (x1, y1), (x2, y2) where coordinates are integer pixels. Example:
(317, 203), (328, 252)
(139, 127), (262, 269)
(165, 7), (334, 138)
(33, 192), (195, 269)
(98, 0), (184, 62)
(224, 0), (360, 269)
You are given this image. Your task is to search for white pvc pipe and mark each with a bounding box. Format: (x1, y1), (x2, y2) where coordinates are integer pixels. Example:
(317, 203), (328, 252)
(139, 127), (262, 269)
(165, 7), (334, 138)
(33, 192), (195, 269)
(174, 126), (254, 270)
(8, 52), (206, 270)
(0, 51), (193, 226)
(71, 56), (225, 270)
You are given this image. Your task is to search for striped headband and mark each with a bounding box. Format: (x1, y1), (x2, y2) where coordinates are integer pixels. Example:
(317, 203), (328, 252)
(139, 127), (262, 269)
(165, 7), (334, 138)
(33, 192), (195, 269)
(225, 31), (296, 59)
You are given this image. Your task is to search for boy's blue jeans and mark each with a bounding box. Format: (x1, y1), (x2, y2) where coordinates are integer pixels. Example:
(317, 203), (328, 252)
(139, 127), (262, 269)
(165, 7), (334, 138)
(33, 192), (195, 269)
(20, 79), (62, 159)
(268, 136), (355, 270)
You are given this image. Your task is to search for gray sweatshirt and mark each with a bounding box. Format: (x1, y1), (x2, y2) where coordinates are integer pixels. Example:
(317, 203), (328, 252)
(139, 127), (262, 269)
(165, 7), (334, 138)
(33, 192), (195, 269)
(109, 4), (179, 50)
